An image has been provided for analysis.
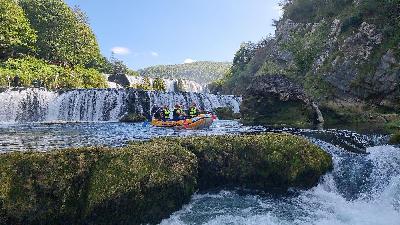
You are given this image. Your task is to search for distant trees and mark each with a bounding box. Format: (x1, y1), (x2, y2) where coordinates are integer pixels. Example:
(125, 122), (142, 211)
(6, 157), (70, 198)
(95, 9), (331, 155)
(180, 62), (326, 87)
(152, 77), (166, 92)
(0, 0), (37, 60)
(139, 61), (231, 84)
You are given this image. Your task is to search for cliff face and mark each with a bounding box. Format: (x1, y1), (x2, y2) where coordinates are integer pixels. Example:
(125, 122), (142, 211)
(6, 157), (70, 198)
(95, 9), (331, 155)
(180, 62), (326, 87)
(223, 0), (399, 127)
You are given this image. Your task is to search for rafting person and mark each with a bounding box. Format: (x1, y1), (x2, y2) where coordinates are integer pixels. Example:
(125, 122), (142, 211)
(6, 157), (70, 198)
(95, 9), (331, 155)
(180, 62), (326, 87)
(188, 102), (199, 118)
(151, 105), (163, 120)
(162, 105), (171, 121)
(173, 104), (185, 121)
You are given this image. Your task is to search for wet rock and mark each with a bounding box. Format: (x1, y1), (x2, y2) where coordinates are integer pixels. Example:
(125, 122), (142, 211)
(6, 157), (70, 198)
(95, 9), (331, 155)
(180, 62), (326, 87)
(241, 75), (324, 127)
(0, 144), (198, 225)
(107, 73), (131, 87)
(175, 134), (333, 191)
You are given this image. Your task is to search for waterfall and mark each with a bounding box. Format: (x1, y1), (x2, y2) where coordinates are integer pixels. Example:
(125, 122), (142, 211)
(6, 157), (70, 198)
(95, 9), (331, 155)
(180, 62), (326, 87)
(0, 88), (242, 123)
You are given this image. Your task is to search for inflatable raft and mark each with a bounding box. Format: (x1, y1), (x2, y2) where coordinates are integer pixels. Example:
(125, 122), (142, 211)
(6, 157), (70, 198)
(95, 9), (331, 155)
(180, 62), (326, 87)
(151, 114), (215, 130)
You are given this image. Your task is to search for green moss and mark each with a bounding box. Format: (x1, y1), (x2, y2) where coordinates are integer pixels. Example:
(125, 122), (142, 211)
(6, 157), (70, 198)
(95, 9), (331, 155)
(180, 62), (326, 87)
(0, 134), (333, 224)
(214, 107), (240, 120)
(241, 96), (315, 128)
(389, 132), (400, 145)
(168, 134), (332, 191)
(119, 113), (147, 123)
(0, 144), (197, 225)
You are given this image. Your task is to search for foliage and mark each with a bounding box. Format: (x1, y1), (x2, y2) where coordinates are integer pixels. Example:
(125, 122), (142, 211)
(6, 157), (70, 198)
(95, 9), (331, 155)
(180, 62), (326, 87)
(106, 54), (138, 76)
(282, 0), (355, 23)
(19, 0), (103, 68)
(119, 113), (147, 123)
(0, 57), (107, 89)
(0, 0), (37, 60)
(136, 77), (152, 90)
(152, 77), (166, 92)
(139, 61), (231, 84)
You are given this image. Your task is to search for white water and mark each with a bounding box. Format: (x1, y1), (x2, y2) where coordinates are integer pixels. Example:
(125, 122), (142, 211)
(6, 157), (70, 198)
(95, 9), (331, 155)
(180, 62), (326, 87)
(161, 141), (400, 225)
(0, 88), (241, 123)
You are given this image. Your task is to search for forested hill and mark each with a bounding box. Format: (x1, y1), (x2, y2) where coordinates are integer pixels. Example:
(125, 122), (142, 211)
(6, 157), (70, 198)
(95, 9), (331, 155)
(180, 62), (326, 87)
(139, 61), (231, 84)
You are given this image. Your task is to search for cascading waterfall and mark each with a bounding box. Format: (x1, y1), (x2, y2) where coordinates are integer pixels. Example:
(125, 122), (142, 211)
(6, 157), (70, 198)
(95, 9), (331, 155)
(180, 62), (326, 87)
(0, 88), (241, 123)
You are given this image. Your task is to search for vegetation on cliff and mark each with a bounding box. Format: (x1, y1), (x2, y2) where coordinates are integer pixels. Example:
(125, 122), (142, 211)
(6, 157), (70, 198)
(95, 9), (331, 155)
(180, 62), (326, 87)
(0, 134), (332, 224)
(214, 0), (400, 129)
(139, 61), (231, 85)
(0, 0), (131, 90)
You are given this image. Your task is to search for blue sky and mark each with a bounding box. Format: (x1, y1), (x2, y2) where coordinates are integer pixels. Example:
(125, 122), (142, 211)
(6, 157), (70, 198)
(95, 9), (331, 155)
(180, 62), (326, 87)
(65, 0), (282, 69)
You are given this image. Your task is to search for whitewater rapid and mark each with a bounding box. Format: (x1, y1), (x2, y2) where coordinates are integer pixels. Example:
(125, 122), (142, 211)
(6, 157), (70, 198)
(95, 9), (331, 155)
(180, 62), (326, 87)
(161, 140), (400, 225)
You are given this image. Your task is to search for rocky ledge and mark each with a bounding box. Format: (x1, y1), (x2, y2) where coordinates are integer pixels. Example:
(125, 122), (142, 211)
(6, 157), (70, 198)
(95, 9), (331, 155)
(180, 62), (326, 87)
(241, 75), (324, 128)
(0, 134), (332, 225)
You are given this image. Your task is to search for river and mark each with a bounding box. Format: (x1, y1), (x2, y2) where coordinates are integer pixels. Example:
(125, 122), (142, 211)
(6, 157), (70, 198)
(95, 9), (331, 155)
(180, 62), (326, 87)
(0, 88), (399, 224)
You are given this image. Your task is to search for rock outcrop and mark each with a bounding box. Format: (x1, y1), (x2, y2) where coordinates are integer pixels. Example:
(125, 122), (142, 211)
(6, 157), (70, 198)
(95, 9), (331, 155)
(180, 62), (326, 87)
(241, 75), (324, 127)
(0, 134), (332, 225)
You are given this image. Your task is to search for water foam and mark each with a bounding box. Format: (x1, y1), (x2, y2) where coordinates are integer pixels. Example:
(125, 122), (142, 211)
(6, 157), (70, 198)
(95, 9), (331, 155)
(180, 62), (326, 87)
(161, 142), (400, 225)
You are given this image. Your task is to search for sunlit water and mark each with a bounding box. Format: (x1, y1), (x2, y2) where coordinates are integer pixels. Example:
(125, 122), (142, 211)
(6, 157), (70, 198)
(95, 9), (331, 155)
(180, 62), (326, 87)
(0, 120), (263, 152)
(0, 120), (399, 224)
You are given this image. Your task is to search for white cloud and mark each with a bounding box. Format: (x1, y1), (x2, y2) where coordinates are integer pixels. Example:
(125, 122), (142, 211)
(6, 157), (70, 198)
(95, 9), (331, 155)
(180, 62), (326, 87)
(111, 47), (131, 55)
(184, 58), (196, 64)
(150, 51), (159, 57)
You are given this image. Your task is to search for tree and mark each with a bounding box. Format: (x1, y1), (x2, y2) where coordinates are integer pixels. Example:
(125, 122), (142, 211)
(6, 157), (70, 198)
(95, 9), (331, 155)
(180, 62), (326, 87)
(0, 0), (37, 60)
(19, 0), (102, 67)
(152, 77), (166, 92)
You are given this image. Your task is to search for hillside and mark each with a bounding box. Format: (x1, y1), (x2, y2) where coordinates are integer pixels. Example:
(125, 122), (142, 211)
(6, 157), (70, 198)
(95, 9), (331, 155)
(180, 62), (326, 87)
(139, 61), (231, 84)
(216, 0), (400, 127)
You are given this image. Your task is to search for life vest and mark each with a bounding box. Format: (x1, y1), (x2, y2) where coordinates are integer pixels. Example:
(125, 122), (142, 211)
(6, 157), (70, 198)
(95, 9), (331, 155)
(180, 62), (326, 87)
(163, 109), (171, 118)
(189, 107), (197, 117)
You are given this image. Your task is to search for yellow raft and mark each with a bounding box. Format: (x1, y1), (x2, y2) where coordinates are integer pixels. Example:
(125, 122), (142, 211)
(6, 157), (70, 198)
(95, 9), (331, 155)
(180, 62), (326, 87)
(151, 114), (215, 130)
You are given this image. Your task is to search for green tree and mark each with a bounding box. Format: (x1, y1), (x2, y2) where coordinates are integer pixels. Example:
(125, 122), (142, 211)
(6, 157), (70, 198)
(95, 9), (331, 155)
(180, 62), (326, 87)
(19, 0), (102, 67)
(137, 77), (152, 90)
(0, 0), (36, 60)
(152, 77), (166, 92)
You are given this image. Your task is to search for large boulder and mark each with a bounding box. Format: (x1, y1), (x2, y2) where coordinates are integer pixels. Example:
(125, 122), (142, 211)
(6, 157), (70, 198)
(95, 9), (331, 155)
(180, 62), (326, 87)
(241, 75), (324, 127)
(0, 144), (198, 225)
(173, 134), (332, 191)
(0, 134), (332, 224)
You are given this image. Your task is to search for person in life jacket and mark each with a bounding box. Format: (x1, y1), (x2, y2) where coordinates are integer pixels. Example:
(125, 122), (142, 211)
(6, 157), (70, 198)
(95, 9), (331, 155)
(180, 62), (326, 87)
(173, 104), (185, 121)
(188, 102), (199, 118)
(162, 105), (171, 121)
(151, 105), (163, 120)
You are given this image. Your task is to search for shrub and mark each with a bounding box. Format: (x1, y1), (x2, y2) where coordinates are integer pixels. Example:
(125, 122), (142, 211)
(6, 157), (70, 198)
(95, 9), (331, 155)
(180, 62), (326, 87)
(0, 57), (107, 89)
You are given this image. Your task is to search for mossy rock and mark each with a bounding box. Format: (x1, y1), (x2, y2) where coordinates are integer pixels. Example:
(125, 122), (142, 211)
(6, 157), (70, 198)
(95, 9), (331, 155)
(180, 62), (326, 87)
(0, 134), (332, 224)
(0, 144), (197, 225)
(156, 133), (333, 191)
(214, 107), (240, 120)
(241, 96), (315, 128)
(389, 132), (400, 145)
(119, 113), (147, 123)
